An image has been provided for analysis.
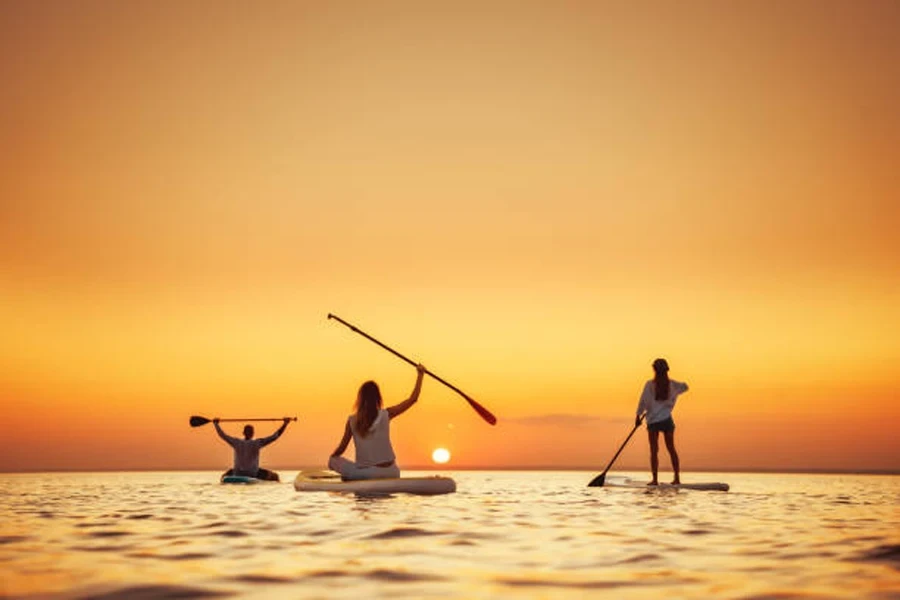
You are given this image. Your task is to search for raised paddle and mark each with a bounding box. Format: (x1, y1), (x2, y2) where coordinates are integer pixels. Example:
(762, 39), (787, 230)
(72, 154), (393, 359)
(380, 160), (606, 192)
(327, 313), (497, 425)
(587, 414), (644, 487)
(189, 416), (298, 428)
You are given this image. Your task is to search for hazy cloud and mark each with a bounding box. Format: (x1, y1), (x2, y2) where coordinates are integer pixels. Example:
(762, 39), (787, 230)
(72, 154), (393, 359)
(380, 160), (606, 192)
(505, 414), (631, 427)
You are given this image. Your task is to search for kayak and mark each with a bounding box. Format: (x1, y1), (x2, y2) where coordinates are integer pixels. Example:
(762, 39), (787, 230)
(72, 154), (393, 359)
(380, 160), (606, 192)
(604, 477), (729, 492)
(293, 471), (456, 495)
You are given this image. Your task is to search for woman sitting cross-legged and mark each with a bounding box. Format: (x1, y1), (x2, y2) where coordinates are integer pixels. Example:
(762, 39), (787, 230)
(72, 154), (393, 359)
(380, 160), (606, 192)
(329, 363), (426, 480)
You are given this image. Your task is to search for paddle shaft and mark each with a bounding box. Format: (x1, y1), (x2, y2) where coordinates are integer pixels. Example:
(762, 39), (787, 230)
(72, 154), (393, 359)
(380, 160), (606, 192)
(215, 418), (296, 423)
(190, 416), (297, 428)
(327, 313), (497, 425)
(588, 416), (643, 486)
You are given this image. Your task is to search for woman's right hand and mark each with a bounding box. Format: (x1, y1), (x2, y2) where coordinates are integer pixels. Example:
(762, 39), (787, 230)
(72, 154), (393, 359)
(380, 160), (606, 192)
(416, 363), (426, 375)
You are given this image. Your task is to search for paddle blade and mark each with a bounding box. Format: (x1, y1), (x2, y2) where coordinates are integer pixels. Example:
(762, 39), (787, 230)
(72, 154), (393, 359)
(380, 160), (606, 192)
(587, 473), (606, 487)
(463, 395), (497, 425)
(189, 416), (211, 427)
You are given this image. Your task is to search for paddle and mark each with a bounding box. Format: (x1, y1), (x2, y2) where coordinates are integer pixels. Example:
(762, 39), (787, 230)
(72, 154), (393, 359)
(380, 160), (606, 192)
(189, 416), (298, 428)
(327, 313), (497, 425)
(587, 414), (644, 487)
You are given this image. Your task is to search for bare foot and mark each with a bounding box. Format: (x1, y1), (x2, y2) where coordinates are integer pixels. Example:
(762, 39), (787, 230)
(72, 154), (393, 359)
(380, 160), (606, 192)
(671, 479), (681, 485)
(647, 480), (658, 486)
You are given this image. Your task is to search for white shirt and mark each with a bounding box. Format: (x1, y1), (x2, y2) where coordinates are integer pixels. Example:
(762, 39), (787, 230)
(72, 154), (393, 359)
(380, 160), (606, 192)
(349, 409), (396, 467)
(636, 379), (689, 425)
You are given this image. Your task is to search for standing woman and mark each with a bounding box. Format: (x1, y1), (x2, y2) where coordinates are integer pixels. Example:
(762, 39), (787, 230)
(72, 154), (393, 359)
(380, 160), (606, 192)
(636, 358), (689, 485)
(329, 363), (426, 480)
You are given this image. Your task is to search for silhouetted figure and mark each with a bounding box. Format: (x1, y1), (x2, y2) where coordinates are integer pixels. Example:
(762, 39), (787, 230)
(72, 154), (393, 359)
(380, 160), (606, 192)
(214, 418), (291, 481)
(329, 363), (426, 480)
(636, 358), (689, 485)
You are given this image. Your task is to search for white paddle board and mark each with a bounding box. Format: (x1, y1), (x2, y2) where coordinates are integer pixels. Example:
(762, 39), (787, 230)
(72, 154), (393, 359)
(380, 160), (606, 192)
(604, 477), (729, 492)
(293, 471), (456, 495)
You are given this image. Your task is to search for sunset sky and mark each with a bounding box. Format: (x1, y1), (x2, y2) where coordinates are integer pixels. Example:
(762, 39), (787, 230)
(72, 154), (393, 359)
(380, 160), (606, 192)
(2, 1), (898, 473)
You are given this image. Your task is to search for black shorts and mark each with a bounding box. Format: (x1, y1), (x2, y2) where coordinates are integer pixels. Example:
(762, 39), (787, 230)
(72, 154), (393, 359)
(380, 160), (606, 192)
(647, 417), (675, 433)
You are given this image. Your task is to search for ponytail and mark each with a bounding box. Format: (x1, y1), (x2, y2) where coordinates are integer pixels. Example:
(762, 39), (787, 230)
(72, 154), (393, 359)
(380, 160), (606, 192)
(652, 358), (670, 401)
(355, 381), (382, 437)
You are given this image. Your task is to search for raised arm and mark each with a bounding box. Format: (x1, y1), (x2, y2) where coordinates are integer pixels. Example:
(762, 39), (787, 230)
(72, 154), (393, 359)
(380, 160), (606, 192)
(213, 420), (239, 446)
(258, 418), (291, 447)
(330, 419), (352, 457)
(387, 363), (426, 419)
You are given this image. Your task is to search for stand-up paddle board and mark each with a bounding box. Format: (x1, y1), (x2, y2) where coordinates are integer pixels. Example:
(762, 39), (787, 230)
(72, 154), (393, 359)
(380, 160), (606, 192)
(293, 471), (456, 495)
(603, 477), (729, 492)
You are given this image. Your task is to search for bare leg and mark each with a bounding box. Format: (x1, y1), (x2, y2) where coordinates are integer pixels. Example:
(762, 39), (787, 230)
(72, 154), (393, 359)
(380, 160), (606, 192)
(664, 430), (680, 484)
(647, 430), (660, 485)
(328, 455), (400, 481)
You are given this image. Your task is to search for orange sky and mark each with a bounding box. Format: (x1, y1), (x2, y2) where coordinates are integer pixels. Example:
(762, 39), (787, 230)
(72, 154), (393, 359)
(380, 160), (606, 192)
(2, 1), (898, 473)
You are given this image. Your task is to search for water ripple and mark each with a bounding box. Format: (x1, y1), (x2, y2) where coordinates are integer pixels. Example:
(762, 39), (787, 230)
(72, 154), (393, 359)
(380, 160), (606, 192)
(364, 568), (447, 582)
(0, 471), (897, 599)
(856, 544), (900, 565)
(496, 576), (636, 589)
(0, 535), (29, 545)
(79, 584), (233, 599)
(229, 574), (295, 584)
(367, 526), (445, 539)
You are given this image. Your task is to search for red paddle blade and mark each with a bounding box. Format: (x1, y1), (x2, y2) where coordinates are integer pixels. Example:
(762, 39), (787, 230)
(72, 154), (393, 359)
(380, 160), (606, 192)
(465, 396), (497, 426)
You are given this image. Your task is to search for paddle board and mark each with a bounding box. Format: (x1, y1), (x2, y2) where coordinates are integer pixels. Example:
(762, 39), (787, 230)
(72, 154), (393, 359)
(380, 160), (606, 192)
(604, 477), (729, 492)
(221, 475), (278, 484)
(293, 471), (456, 495)
(221, 475), (262, 484)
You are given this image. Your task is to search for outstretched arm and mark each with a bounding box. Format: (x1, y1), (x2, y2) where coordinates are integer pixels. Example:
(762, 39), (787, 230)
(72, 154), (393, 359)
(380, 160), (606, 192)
(331, 420), (352, 457)
(258, 418), (291, 447)
(213, 420), (238, 445)
(387, 364), (426, 419)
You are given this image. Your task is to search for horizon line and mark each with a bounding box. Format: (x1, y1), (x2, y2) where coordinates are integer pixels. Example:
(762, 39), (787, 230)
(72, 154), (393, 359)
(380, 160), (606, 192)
(2, 466), (898, 476)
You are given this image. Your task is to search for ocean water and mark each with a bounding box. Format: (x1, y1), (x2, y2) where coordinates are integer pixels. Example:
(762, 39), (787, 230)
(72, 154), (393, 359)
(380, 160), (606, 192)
(1, 471), (898, 599)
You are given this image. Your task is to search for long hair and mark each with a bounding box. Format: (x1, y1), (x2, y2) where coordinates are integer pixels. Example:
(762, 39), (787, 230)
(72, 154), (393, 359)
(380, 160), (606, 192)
(354, 380), (383, 437)
(653, 358), (670, 401)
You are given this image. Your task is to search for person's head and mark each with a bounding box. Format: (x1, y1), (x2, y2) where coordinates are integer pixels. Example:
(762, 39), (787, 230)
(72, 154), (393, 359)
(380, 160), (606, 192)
(355, 380), (383, 437)
(652, 358), (670, 401)
(652, 358), (669, 375)
(243, 425), (254, 440)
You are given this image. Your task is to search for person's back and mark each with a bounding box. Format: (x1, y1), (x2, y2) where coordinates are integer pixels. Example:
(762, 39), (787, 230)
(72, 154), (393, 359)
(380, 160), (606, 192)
(349, 408), (395, 468)
(329, 364), (426, 480)
(638, 378), (689, 425)
(224, 437), (267, 476)
(214, 419), (290, 481)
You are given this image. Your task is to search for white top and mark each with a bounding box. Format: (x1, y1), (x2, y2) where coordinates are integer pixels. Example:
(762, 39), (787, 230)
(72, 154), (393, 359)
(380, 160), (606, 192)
(349, 409), (396, 467)
(636, 379), (689, 425)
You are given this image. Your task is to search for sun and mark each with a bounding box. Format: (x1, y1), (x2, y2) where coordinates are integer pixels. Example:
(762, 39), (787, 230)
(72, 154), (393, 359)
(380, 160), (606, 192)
(432, 448), (451, 464)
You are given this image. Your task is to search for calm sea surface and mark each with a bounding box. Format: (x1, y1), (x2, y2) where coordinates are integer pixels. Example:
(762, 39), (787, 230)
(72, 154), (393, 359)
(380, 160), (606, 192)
(1, 471), (898, 599)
